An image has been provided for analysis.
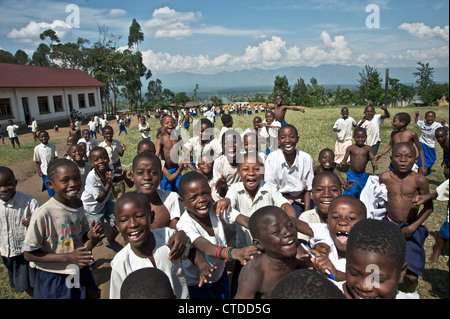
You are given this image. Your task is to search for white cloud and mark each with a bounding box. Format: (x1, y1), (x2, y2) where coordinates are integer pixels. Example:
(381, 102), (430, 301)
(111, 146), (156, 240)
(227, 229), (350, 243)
(109, 9), (127, 17)
(142, 32), (354, 74)
(398, 22), (449, 42)
(144, 7), (201, 39)
(7, 20), (73, 44)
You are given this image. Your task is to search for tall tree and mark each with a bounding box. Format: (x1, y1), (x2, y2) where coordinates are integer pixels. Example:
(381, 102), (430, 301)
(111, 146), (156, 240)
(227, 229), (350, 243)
(272, 75), (291, 104)
(413, 62), (434, 94)
(357, 65), (384, 104)
(128, 18), (144, 51)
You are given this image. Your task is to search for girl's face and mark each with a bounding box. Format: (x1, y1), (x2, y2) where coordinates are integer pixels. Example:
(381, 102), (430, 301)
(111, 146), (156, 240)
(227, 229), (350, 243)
(425, 112), (436, 125)
(364, 107), (375, 120)
(345, 248), (406, 299)
(244, 135), (258, 153)
(312, 175), (341, 217)
(132, 157), (161, 196)
(90, 149), (110, 173)
(68, 145), (84, 162)
(278, 126), (298, 155)
(47, 165), (82, 205)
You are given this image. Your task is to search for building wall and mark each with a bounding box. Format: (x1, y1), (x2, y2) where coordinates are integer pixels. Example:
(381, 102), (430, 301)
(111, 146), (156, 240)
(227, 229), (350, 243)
(0, 86), (102, 127)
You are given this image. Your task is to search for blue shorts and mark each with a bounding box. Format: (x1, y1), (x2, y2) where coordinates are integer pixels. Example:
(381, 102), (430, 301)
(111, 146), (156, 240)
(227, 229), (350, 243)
(439, 203), (449, 240)
(417, 142), (436, 169)
(161, 165), (182, 192)
(33, 267), (100, 299)
(89, 130), (96, 137)
(41, 175), (55, 197)
(188, 269), (229, 299)
(343, 170), (368, 198)
(280, 122), (287, 127)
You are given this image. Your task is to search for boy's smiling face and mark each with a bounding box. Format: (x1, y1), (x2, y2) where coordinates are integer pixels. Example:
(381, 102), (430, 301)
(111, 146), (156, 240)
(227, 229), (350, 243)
(318, 150), (334, 170)
(238, 158), (261, 193)
(328, 197), (366, 255)
(132, 157), (161, 196)
(47, 164), (82, 205)
(312, 174), (341, 217)
(39, 132), (50, 145)
(90, 149), (110, 173)
(278, 126), (298, 155)
(346, 248), (407, 299)
(0, 170), (17, 202)
(179, 179), (213, 219)
(161, 116), (176, 135)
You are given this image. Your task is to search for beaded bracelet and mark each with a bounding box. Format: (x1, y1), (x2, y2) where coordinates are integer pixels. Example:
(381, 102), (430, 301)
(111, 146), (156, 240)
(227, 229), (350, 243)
(214, 246), (238, 262)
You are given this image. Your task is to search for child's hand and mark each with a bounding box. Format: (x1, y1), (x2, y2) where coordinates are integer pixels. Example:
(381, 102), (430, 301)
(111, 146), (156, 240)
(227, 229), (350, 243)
(314, 243), (331, 255)
(197, 263), (218, 287)
(374, 154), (382, 161)
(309, 249), (337, 278)
(21, 217), (31, 227)
(415, 111), (419, 117)
(214, 175), (228, 192)
(215, 198), (231, 216)
(233, 246), (261, 265)
(88, 220), (104, 240)
(343, 180), (355, 191)
(68, 246), (94, 267)
(380, 104), (386, 110)
(121, 144), (126, 151)
(166, 230), (187, 261)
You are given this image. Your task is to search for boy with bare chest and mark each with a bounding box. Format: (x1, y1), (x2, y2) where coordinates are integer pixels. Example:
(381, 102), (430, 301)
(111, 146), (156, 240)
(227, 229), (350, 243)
(340, 127), (378, 198)
(379, 142), (432, 293)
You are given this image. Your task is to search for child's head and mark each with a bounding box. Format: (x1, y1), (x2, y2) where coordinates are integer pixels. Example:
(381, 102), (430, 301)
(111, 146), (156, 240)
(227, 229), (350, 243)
(131, 152), (162, 197)
(67, 144), (84, 163)
(38, 130), (50, 145)
(139, 116), (146, 124)
(221, 130), (242, 162)
(195, 118), (213, 142)
(102, 126), (114, 141)
(364, 105), (375, 120)
(243, 132), (259, 153)
(312, 172), (342, 219)
(391, 142), (416, 174)
(253, 116), (262, 129)
(435, 126), (449, 148)
(81, 129), (90, 140)
(275, 94), (283, 106)
(67, 134), (79, 146)
(78, 142), (87, 156)
(341, 107), (349, 119)
(120, 267), (175, 299)
(197, 155), (214, 176)
(345, 219), (407, 299)
(353, 127), (367, 146)
(318, 148), (335, 170)
(392, 112), (411, 130)
(265, 110), (275, 124)
(0, 166), (17, 202)
(7, 120), (13, 125)
(160, 115), (176, 135)
(221, 114), (233, 128)
(238, 153), (262, 193)
(89, 146), (110, 173)
(114, 192), (153, 248)
(327, 195), (366, 256)
(46, 159), (82, 204)
(178, 171), (212, 218)
(249, 205), (297, 258)
(271, 269), (346, 299)
(424, 111), (436, 125)
(137, 139), (156, 154)
(278, 124), (298, 155)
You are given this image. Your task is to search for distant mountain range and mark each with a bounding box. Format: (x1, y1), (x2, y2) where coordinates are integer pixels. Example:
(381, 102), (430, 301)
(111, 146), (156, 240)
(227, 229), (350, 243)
(153, 64), (449, 92)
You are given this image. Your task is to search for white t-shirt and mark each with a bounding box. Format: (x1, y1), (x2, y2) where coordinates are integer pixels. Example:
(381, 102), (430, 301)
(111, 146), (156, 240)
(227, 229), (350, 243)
(33, 143), (58, 175)
(333, 117), (356, 141)
(357, 114), (384, 146)
(211, 154), (241, 200)
(6, 125), (19, 138)
(138, 123), (151, 139)
(415, 120), (442, 148)
(81, 166), (113, 214)
(109, 227), (189, 299)
(183, 136), (222, 164)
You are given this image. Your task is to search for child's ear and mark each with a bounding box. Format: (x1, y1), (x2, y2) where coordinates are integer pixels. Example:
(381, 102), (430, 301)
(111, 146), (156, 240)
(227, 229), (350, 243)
(252, 238), (264, 252)
(46, 179), (54, 190)
(398, 262), (408, 285)
(126, 170), (133, 180)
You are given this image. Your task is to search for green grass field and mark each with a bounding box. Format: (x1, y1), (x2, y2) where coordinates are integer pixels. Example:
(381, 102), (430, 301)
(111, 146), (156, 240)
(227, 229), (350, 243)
(1, 104), (448, 299)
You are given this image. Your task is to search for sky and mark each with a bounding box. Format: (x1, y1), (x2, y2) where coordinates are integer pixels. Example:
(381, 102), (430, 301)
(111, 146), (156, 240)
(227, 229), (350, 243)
(0, 0), (448, 76)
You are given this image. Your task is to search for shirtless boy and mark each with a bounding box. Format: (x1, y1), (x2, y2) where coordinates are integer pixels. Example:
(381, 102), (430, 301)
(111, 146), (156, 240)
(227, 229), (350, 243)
(270, 95), (305, 126)
(379, 142), (433, 292)
(340, 127), (378, 198)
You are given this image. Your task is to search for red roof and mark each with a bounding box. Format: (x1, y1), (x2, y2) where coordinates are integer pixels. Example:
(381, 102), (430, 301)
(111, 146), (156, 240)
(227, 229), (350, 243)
(0, 63), (105, 88)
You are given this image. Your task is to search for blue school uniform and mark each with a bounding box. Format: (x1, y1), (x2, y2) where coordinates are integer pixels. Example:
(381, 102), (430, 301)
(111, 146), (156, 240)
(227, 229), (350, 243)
(161, 165), (182, 192)
(343, 170), (368, 198)
(416, 142), (436, 169)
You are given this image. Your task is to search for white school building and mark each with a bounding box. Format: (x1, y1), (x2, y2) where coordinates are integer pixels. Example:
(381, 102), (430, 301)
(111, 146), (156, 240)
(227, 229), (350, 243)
(0, 62), (105, 128)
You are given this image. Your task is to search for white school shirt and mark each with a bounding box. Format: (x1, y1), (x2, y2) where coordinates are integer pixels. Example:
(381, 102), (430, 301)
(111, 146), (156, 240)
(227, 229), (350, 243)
(155, 189), (183, 221)
(31, 120), (38, 133)
(138, 123), (151, 139)
(0, 191), (40, 257)
(77, 137), (98, 158)
(98, 140), (122, 165)
(109, 227), (189, 299)
(211, 154), (241, 200)
(80, 166), (113, 214)
(415, 119), (442, 148)
(357, 114), (384, 147)
(88, 121), (96, 131)
(226, 181), (290, 248)
(6, 125), (18, 138)
(184, 136), (223, 164)
(177, 206), (240, 286)
(333, 117), (356, 141)
(33, 143), (58, 176)
(264, 149), (314, 197)
(260, 120), (281, 152)
(100, 118), (108, 128)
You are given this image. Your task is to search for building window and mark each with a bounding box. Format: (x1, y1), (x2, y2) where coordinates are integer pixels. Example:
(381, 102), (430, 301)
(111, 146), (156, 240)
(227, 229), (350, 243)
(0, 98), (13, 119)
(53, 95), (64, 112)
(88, 93), (96, 107)
(78, 94), (86, 108)
(38, 96), (50, 114)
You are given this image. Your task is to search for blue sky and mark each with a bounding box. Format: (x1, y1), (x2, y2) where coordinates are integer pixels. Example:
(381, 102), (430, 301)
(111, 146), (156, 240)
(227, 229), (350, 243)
(0, 0), (448, 76)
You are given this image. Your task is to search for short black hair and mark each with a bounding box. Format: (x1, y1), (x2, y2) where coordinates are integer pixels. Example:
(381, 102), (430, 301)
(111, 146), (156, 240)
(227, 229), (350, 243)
(47, 158), (79, 181)
(221, 128), (242, 145)
(394, 112), (411, 126)
(89, 146), (108, 161)
(102, 125), (114, 133)
(248, 205), (286, 239)
(115, 192), (151, 217)
(221, 114), (233, 125)
(347, 219), (406, 270)
(354, 126), (367, 136)
(0, 166), (15, 181)
(271, 269), (346, 299)
(178, 171), (209, 199)
(278, 124), (298, 137)
(312, 171), (342, 188)
(132, 152), (161, 171)
(329, 194), (367, 218)
(318, 148), (334, 157)
(120, 268), (175, 299)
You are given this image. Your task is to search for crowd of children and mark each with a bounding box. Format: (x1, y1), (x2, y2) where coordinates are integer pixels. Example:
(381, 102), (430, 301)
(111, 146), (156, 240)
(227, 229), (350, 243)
(0, 101), (448, 300)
